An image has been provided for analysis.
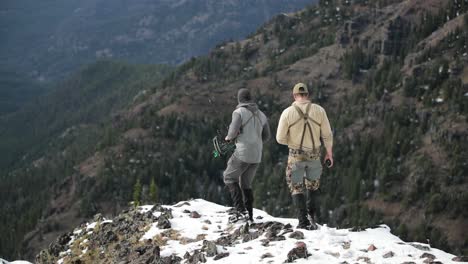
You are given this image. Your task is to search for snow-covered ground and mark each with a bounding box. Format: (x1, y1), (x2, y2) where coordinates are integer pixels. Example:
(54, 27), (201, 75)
(38, 198), (467, 264)
(0, 259), (32, 264)
(136, 199), (462, 264)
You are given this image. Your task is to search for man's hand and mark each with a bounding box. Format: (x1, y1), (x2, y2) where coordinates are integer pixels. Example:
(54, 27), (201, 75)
(225, 136), (231, 142)
(324, 152), (333, 168)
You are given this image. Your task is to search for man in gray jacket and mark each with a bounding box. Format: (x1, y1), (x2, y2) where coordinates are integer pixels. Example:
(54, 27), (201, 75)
(224, 88), (271, 222)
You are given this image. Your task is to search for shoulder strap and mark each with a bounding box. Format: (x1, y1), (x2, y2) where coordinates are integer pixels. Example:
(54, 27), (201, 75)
(289, 103), (321, 129)
(240, 107), (259, 132)
(289, 103), (320, 150)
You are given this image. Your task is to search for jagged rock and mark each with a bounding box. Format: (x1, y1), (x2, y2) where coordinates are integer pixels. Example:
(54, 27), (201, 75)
(153, 206), (173, 219)
(161, 254), (182, 264)
(215, 235), (233, 247)
(36, 249), (54, 264)
(261, 239), (270, 247)
(93, 213), (104, 222)
(190, 211), (201, 218)
(240, 223), (249, 235)
(289, 231), (304, 239)
(102, 230), (118, 244)
(367, 244), (377, 251)
(118, 247), (130, 259)
(265, 222), (284, 238)
(48, 243), (64, 257)
(185, 250), (206, 264)
(154, 246), (161, 258)
(286, 241), (309, 263)
(202, 240), (218, 257)
(242, 231), (259, 242)
(213, 252), (229, 260)
(135, 245), (148, 255)
(269, 235), (286, 242)
(349, 226), (364, 232)
(383, 251), (395, 258)
(57, 232), (72, 245)
(410, 243), (430, 251)
(261, 253), (274, 259)
(420, 253), (435, 260)
(342, 241), (351, 249)
(453, 256), (468, 262)
(157, 215), (171, 229)
(144, 211), (157, 221)
(357, 256), (371, 263)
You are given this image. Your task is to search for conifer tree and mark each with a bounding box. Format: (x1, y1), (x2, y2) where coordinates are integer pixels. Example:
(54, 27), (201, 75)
(133, 178), (142, 207)
(149, 177), (158, 203)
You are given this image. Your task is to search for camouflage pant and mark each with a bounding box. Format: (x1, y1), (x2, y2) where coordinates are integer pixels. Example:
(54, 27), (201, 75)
(286, 149), (321, 195)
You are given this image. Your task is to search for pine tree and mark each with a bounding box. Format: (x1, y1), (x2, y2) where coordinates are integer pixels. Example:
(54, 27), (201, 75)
(149, 177), (158, 204)
(133, 178), (142, 207)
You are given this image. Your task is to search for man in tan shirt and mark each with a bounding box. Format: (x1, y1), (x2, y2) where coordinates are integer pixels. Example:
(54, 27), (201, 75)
(276, 82), (333, 230)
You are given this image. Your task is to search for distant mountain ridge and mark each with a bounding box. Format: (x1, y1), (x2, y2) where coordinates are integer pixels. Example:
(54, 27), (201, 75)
(0, 0), (315, 81)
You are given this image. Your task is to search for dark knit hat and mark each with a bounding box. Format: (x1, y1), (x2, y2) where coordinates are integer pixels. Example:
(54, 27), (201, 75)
(237, 88), (252, 103)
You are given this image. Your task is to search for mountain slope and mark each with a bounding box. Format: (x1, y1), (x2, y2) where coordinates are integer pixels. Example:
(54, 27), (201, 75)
(0, 60), (172, 169)
(0, 69), (44, 116)
(3, 0), (468, 260)
(0, 60), (172, 259)
(36, 199), (465, 264)
(0, 0), (315, 80)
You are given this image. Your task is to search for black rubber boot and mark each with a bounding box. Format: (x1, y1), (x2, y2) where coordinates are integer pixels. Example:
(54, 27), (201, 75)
(306, 189), (319, 230)
(292, 193), (310, 229)
(243, 189), (254, 221)
(227, 183), (248, 223)
(226, 183), (246, 212)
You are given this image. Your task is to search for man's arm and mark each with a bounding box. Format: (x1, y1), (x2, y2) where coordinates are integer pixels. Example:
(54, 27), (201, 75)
(320, 110), (334, 167)
(276, 110), (289, 145)
(225, 112), (242, 141)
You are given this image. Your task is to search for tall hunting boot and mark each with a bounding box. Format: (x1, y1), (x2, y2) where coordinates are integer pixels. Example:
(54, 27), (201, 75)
(226, 183), (248, 222)
(243, 189), (254, 222)
(306, 189), (319, 230)
(292, 193), (310, 229)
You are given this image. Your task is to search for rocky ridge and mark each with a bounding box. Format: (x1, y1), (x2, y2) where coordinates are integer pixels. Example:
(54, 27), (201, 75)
(36, 199), (465, 264)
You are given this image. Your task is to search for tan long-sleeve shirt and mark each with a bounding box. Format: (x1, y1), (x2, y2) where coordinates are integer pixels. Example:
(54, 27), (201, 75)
(276, 101), (333, 151)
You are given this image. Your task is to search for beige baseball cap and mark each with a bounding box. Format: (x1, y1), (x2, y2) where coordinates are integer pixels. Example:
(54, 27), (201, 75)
(293, 83), (308, 94)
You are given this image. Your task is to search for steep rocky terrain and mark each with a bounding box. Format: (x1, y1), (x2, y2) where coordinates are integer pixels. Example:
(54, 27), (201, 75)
(2, 0), (468, 260)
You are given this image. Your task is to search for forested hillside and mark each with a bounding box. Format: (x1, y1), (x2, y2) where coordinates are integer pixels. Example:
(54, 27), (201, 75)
(1, 0), (467, 261)
(0, 69), (44, 115)
(0, 61), (172, 258)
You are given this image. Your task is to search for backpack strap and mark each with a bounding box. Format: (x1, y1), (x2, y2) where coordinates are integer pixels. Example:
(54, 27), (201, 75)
(289, 103), (320, 150)
(239, 107), (259, 134)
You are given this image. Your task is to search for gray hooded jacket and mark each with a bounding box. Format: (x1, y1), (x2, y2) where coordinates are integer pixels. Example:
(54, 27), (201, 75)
(226, 103), (270, 163)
